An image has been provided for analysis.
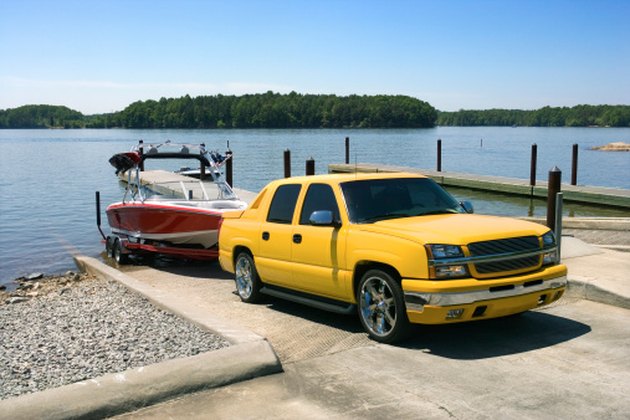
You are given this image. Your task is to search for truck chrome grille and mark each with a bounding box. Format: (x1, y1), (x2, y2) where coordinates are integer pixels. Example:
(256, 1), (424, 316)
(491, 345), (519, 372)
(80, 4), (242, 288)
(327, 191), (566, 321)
(468, 236), (541, 275)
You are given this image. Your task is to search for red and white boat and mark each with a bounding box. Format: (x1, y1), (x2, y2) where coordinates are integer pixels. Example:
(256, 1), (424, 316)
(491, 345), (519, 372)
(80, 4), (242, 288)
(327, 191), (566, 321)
(103, 141), (247, 263)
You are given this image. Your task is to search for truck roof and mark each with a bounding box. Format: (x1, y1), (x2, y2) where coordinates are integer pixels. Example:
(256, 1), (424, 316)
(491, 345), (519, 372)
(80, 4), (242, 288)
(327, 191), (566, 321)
(268, 171), (428, 186)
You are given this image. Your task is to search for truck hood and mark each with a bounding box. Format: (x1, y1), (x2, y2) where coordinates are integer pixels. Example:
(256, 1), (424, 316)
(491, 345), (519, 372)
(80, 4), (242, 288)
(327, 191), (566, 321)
(356, 214), (549, 245)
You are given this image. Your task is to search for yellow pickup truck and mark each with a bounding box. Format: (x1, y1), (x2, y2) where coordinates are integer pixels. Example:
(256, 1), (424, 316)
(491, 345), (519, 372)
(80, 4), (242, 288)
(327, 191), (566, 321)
(219, 172), (567, 343)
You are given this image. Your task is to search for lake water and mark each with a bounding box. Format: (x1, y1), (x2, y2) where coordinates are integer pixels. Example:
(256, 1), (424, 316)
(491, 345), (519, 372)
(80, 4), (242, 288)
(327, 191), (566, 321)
(1, 127), (629, 286)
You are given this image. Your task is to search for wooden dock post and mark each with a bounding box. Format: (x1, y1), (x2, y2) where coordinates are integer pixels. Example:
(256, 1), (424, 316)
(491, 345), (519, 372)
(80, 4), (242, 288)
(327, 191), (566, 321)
(284, 149), (291, 178)
(530, 144), (537, 187)
(200, 142), (206, 181)
(138, 140), (145, 171)
(546, 166), (562, 230)
(571, 144), (578, 186)
(437, 139), (442, 172)
(345, 137), (350, 164)
(306, 158), (315, 176)
(225, 148), (233, 187)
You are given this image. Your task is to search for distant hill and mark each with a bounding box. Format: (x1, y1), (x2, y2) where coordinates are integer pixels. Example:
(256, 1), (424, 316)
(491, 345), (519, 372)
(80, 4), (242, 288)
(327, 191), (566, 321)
(2, 96), (629, 129)
(437, 105), (630, 127)
(0, 93), (437, 129)
(0, 104), (84, 128)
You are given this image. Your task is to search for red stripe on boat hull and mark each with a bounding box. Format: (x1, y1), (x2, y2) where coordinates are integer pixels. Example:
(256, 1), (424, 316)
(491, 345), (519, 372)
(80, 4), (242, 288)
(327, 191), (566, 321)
(106, 202), (222, 248)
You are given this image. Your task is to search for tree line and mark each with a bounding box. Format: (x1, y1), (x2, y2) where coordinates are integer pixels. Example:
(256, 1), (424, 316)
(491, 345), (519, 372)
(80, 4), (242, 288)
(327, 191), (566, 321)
(0, 105), (85, 129)
(437, 105), (630, 127)
(0, 92), (437, 129)
(2, 95), (629, 129)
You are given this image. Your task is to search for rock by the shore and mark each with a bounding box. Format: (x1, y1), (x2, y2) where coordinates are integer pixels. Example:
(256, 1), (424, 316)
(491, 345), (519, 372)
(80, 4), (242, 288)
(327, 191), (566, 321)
(590, 142), (630, 151)
(5, 296), (30, 304)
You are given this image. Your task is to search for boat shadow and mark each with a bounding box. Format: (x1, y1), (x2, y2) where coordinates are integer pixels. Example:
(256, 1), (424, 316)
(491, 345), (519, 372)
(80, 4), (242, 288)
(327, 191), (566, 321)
(147, 258), (233, 280)
(104, 252), (233, 281)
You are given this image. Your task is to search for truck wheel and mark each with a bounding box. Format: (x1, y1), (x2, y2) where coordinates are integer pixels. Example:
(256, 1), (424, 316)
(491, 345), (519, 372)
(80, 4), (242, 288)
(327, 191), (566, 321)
(234, 252), (262, 303)
(357, 269), (410, 343)
(113, 239), (130, 265)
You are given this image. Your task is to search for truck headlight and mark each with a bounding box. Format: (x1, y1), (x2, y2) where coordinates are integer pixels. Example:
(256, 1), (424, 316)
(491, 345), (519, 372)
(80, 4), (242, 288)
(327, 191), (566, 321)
(428, 244), (464, 259)
(426, 244), (469, 279)
(541, 231), (558, 265)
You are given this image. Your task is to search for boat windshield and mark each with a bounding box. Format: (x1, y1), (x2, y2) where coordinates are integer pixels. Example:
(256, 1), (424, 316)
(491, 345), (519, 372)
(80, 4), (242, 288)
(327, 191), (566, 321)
(340, 177), (462, 224)
(132, 179), (237, 202)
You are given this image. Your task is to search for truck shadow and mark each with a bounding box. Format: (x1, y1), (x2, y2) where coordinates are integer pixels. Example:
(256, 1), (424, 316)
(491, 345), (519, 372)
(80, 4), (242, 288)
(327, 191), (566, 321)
(261, 296), (591, 359)
(400, 310), (592, 359)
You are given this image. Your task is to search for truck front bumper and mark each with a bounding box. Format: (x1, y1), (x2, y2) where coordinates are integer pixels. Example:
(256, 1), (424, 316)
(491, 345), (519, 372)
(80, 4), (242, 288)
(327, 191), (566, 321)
(402, 267), (568, 324)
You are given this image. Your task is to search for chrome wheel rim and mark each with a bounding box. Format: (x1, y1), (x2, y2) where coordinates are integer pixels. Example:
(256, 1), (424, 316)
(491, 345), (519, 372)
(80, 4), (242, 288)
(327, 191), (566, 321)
(359, 276), (397, 337)
(235, 256), (253, 299)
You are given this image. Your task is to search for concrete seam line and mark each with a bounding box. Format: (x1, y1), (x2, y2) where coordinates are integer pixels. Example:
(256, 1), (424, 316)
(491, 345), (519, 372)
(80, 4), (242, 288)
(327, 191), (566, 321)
(73, 256), (265, 345)
(0, 340), (282, 420)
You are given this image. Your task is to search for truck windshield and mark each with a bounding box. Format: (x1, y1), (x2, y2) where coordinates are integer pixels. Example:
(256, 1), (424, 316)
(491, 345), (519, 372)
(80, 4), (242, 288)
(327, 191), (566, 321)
(340, 177), (462, 223)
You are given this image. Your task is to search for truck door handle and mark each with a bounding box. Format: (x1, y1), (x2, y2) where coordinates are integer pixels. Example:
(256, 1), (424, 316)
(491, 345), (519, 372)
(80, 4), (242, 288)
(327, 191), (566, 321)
(293, 234), (302, 244)
(262, 232), (270, 241)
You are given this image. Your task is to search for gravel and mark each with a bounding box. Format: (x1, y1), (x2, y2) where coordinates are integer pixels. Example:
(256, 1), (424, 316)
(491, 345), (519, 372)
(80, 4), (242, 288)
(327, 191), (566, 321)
(0, 274), (229, 400)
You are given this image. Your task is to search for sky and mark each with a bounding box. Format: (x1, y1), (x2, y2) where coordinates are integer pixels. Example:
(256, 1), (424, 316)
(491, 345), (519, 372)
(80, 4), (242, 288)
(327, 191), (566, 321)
(1, 0), (629, 114)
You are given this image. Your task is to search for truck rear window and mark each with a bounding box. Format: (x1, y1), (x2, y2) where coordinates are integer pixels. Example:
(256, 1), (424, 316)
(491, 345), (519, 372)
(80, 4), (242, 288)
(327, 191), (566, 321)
(266, 184), (301, 224)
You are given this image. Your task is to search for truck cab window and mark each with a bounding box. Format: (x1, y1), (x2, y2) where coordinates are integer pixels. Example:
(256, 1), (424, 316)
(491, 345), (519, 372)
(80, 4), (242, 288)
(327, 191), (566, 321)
(266, 184), (301, 224)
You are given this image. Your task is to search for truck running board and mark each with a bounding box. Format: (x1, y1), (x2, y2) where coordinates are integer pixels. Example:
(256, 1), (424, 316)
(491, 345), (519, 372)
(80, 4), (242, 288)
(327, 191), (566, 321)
(260, 286), (356, 315)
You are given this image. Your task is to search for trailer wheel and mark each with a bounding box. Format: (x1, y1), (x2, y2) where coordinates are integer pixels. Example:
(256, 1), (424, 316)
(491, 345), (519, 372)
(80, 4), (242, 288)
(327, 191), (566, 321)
(105, 236), (115, 258)
(113, 239), (130, 264)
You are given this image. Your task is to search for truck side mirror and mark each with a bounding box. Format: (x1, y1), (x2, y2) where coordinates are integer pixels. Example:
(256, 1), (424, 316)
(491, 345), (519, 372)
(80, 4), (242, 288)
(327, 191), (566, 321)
(309, 210), (341, 227)
(460, 201), (474, 214)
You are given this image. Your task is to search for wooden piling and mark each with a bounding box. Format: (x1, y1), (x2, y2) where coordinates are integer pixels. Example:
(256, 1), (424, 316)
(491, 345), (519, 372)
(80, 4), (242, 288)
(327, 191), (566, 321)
(546, 167), (562, 230)
(571, 144), (578, 186)
(138, 140), (145, 171)
(284, 149), (291, 178)
(345, 137), (350, 164)
(437, 139), (442, 172)
(530, 144), (537, 187)
(306, 158), (315, 176)
(225, 149), (233, 187)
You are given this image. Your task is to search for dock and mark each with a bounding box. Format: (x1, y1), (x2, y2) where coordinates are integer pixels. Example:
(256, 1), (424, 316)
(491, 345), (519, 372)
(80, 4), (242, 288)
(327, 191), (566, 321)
(329, 163), (630, 209)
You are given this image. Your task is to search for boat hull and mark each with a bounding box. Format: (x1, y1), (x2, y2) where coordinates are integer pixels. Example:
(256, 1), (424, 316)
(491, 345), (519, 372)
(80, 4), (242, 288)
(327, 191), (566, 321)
(106, 202), (222, 248)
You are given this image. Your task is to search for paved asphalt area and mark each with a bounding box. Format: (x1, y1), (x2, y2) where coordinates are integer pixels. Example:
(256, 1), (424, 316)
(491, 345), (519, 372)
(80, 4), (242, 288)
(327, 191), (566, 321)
(112, 259), (630, 419)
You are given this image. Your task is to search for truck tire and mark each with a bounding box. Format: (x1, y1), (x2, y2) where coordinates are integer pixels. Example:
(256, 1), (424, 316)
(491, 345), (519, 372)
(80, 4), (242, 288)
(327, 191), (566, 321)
(234, 252), (262, 303)
(357, 269), (410, 343)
